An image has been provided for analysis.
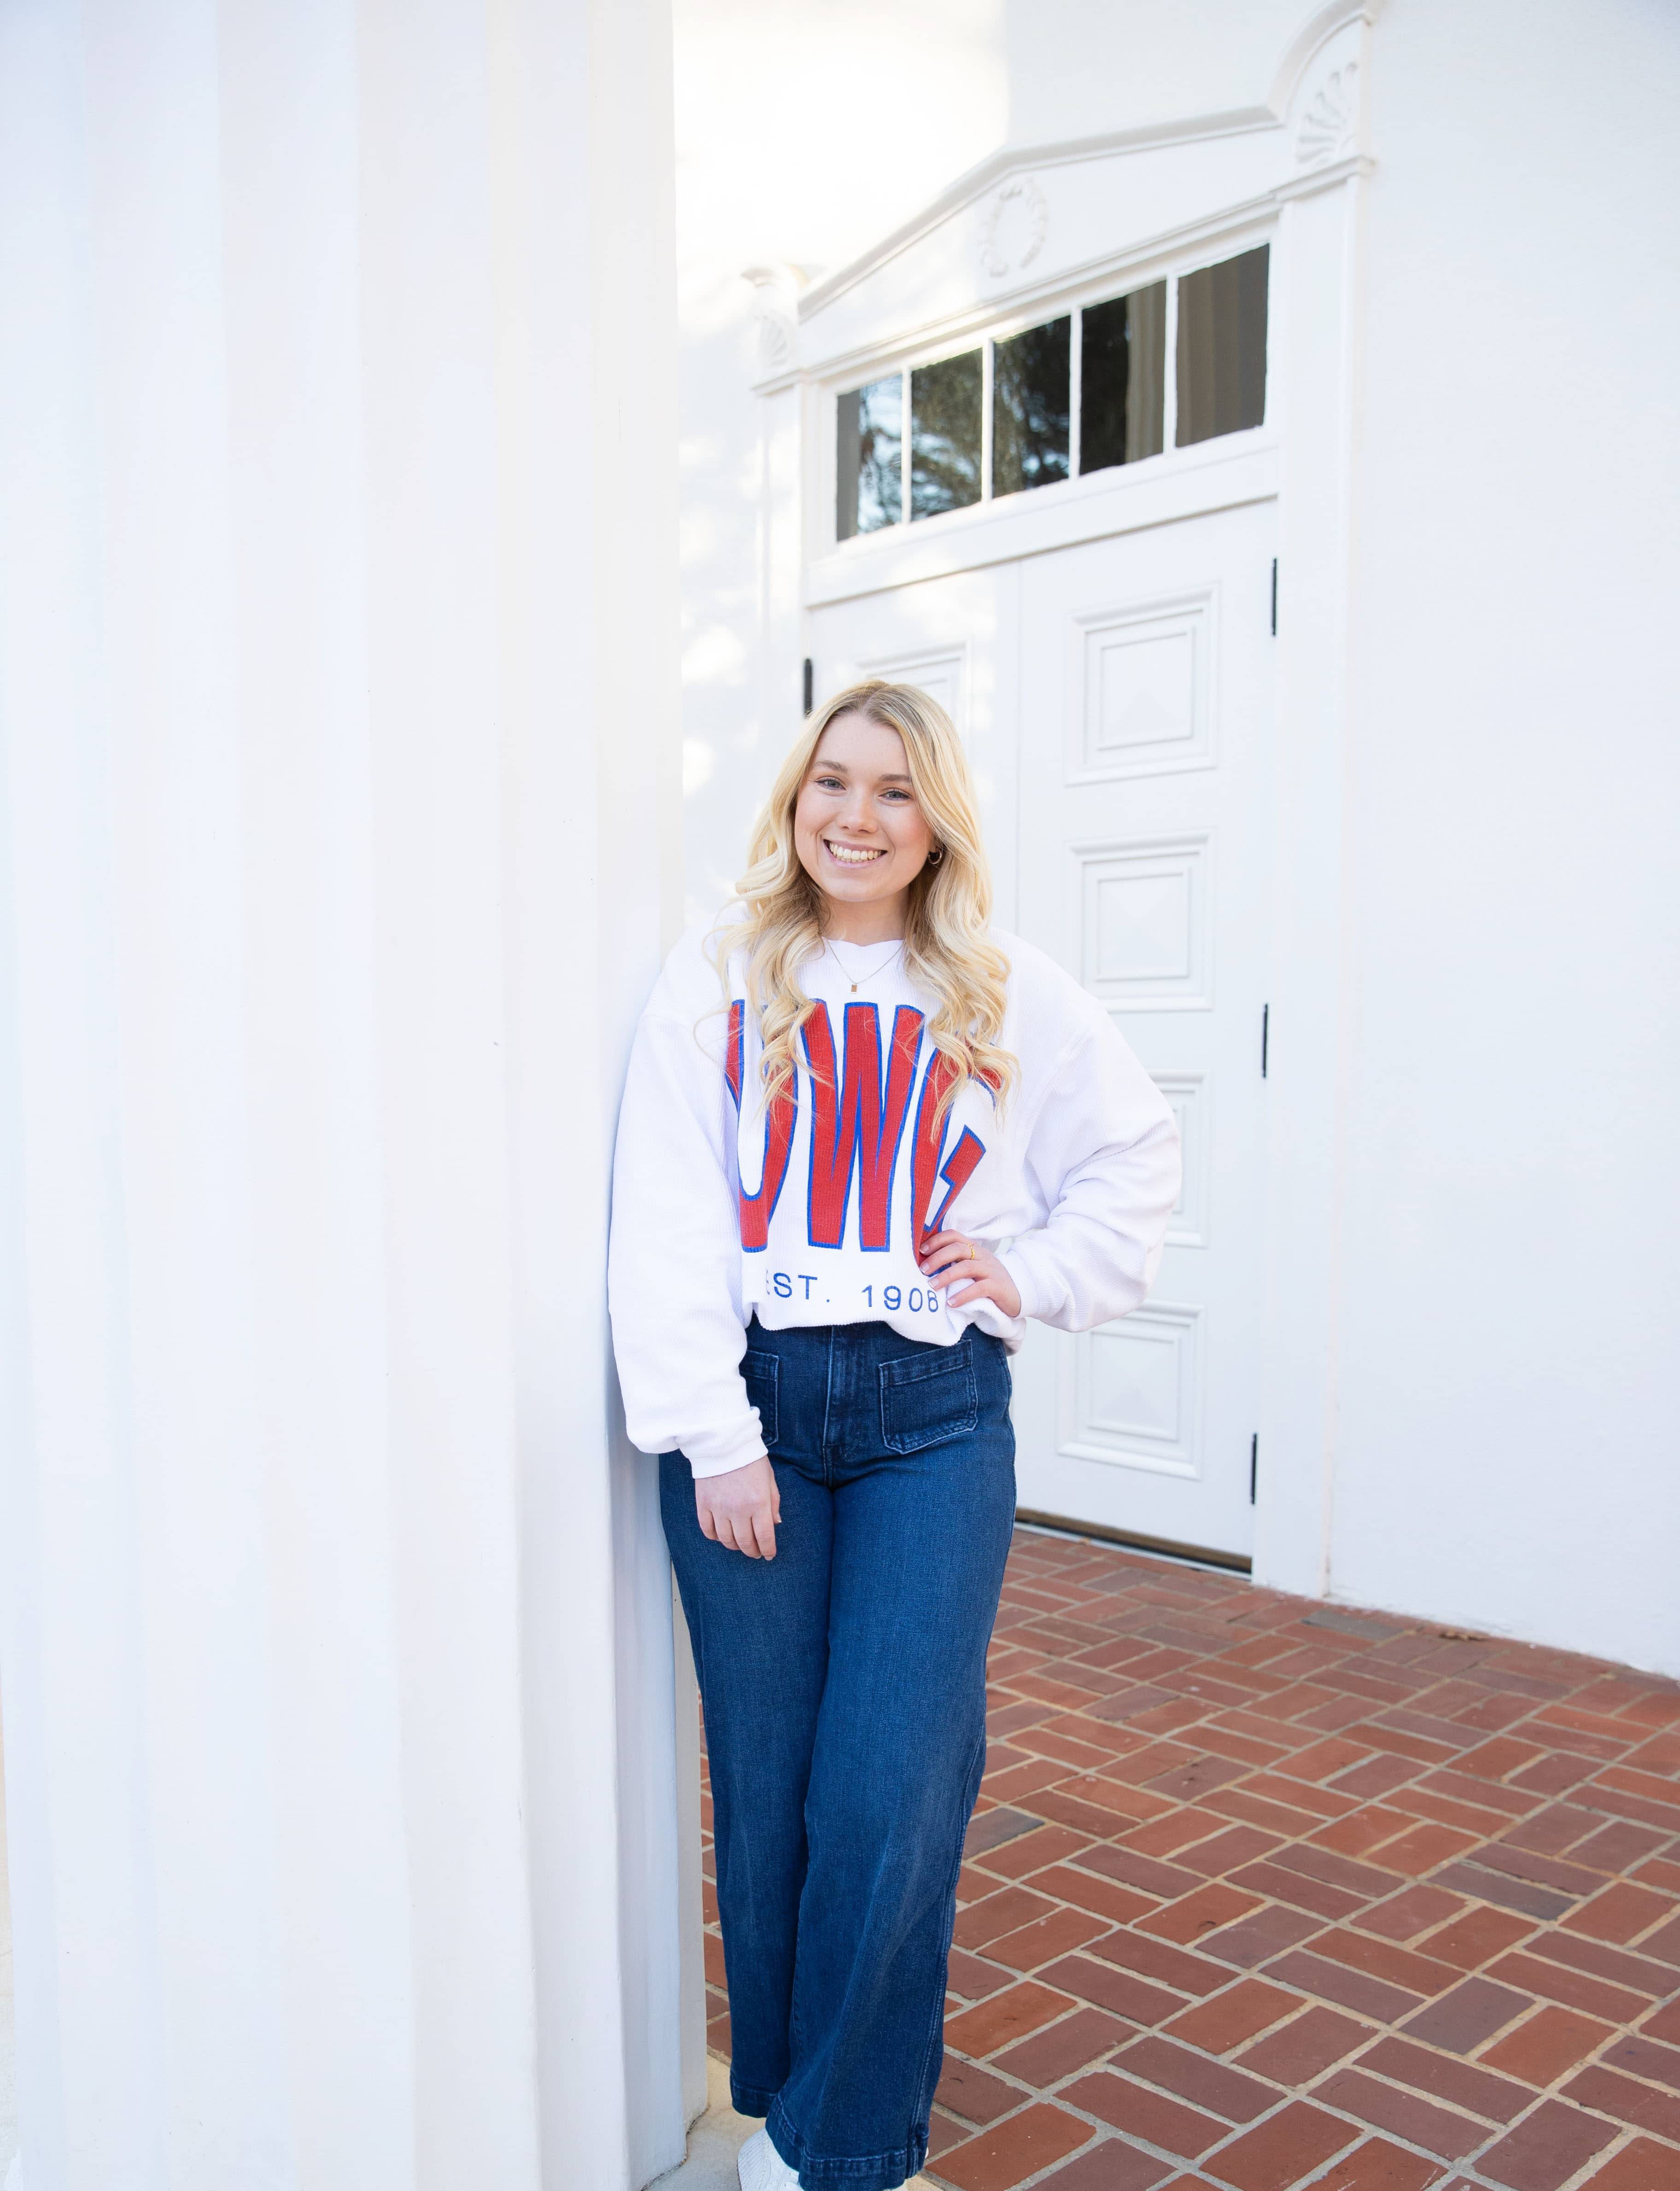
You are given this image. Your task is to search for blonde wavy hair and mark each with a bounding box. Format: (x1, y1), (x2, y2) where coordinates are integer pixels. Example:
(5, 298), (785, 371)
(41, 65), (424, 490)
(720, 680), (1015, 1119)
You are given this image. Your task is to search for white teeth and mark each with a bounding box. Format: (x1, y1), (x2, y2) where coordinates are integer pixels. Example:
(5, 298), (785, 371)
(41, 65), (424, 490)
(825, 840), (884, 866)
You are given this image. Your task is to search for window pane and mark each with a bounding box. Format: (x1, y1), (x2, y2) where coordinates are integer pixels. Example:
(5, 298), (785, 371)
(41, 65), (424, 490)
(836, 375), (902, 539)
(992, 316), (1070, 498)
(1080, 282), (1165, 474)
(910, 350), (982, 520)
(1175, 245), (1268, 448)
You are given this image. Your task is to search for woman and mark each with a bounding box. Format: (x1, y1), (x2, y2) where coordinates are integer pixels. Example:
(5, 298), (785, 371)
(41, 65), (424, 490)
(609, 682), (1179, 2191)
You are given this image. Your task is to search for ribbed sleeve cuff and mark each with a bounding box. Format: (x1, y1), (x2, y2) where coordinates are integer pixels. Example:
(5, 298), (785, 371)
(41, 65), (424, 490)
(998, 1241), (1050, 1323)
(681, 1421), (772, 1481)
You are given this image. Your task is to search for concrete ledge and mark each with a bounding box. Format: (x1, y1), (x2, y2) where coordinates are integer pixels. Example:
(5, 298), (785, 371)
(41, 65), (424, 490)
(648, 2061), (936, 2191)
(650, 2059), (755, 2190)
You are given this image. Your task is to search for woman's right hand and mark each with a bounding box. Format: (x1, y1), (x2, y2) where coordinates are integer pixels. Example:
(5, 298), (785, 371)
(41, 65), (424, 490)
(695, 1455), (781, 1559)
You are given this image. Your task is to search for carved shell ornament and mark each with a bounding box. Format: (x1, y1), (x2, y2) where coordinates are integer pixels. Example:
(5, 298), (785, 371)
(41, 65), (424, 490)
(755, 310), (794, 375)
(743, 264), (800, 374)
(1295, 60), (1359, 164)
(978, 176), (1048, 281)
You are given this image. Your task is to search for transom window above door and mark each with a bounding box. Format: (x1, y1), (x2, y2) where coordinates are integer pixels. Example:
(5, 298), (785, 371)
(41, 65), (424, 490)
(835, 243), (1269, 542)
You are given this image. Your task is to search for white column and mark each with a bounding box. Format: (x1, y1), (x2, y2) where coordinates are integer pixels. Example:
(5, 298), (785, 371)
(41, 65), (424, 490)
(0, 1), (688, 2187)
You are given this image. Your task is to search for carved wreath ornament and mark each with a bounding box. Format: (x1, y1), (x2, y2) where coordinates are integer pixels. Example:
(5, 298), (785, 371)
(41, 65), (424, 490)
(978, 177), (1048, 281)
(1296, 61), (1359, 164)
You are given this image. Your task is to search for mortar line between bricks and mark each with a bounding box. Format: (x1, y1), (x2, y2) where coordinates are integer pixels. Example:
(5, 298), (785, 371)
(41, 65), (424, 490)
(1308, 2083), (1567, 2177)
(931, 2062), (1378, 2188)
(934, 2072), (1458, 2191)
(926, 2132), (1105, 2191)
(1559, 2128), (1651, 2191)
(1443, 2125), (1651, 2191)
(1576, 2062), (1680, 2123)
(927, 2084), (1220, 2189)
(1308, 2039), (1680, 2184)
(1340, 2013), (1651, 2121)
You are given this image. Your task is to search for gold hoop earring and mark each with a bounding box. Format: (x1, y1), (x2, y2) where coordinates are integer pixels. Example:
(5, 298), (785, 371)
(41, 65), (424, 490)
(928, 844), (945, 867)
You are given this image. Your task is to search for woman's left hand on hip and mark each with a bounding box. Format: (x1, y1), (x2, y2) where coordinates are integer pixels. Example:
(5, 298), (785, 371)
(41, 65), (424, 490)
(918, 1230), (1023, 1318)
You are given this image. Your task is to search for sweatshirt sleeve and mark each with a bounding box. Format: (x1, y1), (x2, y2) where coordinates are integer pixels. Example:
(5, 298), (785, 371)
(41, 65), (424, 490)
(997, 1017), (1181, 1332)
(608, 951), (766, 1480)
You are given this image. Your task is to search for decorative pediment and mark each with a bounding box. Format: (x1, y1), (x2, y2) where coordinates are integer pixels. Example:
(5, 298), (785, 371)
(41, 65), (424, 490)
(754, 0), (1377, 388)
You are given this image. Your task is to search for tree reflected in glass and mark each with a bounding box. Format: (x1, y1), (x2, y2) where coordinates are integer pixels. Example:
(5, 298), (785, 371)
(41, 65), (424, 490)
(993, 317), (1070, 498)
(836, 374), (902, 539)
(910, 351), (982, 519)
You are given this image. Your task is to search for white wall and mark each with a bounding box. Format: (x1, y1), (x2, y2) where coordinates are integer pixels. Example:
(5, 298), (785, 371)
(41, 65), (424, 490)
(1001, 0), (1304, 142)
(1327, 0), (1680, 1670)
(0, 2), (688, 2185)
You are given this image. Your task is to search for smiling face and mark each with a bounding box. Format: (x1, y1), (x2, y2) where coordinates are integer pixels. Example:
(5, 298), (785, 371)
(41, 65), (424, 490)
(793, 710), (935, 937)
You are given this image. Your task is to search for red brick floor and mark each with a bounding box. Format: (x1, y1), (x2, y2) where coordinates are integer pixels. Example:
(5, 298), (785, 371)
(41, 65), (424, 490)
(699, 1527), (1680, 2191)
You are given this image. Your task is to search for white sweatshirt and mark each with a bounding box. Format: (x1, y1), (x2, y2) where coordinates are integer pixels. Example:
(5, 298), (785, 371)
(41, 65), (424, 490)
(608, 918), (1180, 1478)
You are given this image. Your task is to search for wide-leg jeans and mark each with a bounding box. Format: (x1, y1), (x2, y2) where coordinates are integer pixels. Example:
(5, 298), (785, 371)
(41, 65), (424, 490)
(661, 1315), (1017, 2190)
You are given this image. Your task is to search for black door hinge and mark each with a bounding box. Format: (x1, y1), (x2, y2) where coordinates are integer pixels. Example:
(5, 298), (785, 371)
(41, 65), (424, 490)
(1250, 1434), (1259, 1505)
(1261, 1002), (1270, 1078)
(1270, 558), (1278, 636)
(802, 657), (814, 714)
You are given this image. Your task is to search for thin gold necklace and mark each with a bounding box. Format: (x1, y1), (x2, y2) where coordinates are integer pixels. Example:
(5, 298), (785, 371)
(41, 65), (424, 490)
(825, 938), (905, 996)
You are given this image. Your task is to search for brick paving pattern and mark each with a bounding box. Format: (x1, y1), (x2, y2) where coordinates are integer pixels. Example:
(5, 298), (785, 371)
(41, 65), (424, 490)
(699, 1528), (1680, 2191)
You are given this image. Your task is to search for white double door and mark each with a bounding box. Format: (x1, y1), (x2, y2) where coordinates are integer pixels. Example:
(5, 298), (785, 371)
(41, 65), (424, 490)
(810, 495), (1275, 1560)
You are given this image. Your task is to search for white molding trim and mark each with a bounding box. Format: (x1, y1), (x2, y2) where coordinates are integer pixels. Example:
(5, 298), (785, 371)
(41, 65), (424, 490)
(1251, 164), (1369, 1601)
(806, 443), (1278, 606)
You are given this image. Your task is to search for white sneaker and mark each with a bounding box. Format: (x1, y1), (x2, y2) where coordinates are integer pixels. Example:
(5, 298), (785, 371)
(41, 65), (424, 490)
(738, 2127), (801, 2191)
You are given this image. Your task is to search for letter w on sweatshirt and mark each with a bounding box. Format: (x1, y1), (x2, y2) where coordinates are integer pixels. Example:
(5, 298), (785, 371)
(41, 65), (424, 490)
(802, 1002), (923, 1249)
(726, 997), (992, 1255)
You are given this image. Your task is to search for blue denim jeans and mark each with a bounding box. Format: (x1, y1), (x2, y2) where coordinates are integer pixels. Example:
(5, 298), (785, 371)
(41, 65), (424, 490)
(662, 1316), (1016, 2190)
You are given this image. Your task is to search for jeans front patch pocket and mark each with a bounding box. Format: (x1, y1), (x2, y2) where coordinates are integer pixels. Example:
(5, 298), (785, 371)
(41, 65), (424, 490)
(878, 1338), (979, 1454)
(741, 1348), (779, 1448)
